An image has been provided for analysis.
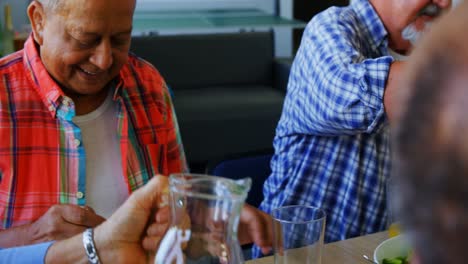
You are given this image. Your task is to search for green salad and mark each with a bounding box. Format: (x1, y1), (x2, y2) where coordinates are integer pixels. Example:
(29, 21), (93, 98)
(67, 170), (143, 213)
(382, 256), (410, 264)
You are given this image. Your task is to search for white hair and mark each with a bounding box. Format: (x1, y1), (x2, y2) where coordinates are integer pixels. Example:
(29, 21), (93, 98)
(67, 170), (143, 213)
(37, 0), (63, 12)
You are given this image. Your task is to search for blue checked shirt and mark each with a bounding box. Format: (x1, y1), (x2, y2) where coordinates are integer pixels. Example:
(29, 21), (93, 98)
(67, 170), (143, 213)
(259, 0), (394, 251)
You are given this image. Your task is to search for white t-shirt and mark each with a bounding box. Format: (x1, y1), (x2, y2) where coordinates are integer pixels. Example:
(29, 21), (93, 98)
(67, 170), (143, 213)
(73, 92), (128, 218)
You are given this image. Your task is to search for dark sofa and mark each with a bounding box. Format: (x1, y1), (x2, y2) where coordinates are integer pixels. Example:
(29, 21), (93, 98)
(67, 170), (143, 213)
(130, 31), (291, 171)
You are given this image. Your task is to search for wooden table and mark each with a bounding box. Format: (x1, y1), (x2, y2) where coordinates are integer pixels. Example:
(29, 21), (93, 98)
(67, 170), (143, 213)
(247, 231), (388, 264)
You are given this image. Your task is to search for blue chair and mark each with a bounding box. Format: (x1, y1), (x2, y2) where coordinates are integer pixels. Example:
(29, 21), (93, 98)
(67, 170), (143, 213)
(205, 149), (273, 209)
(205, 149), (273, 260)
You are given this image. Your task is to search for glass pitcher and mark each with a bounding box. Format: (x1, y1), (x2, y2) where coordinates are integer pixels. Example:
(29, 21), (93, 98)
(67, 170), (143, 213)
(155, 173), (252, 264)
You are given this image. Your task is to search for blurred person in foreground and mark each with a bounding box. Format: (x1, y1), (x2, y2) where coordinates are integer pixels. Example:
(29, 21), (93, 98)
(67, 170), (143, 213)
(0, 0), (272, 253)
(393, 1), (468, 263)
(258, 0), (457, 254)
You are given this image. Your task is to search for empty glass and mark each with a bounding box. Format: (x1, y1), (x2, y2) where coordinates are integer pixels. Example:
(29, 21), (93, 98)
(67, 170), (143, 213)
(272, 205), (326, 264)
(155, 173), (251, 264)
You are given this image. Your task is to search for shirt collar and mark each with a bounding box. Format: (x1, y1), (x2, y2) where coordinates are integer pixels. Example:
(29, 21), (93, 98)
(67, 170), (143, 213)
(351, 0), (389, 52)
(115, 58), (138, 99)
(23, 36), (64, 117)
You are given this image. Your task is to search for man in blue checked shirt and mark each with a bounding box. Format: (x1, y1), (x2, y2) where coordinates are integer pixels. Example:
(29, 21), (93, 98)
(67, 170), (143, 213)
(256, 0), (457, 255)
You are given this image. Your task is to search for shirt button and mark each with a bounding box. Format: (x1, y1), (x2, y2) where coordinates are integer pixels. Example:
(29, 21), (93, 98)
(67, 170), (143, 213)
(48, 105), (55, 112)
(76, 191), (84, 199)
(74, 139), (81, 147)
(62, 97), (72, 106)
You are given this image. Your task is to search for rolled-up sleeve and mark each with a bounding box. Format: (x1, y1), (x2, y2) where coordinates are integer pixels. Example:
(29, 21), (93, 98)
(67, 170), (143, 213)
(281, 12), (393, 137)
(0, 241), (54, 264)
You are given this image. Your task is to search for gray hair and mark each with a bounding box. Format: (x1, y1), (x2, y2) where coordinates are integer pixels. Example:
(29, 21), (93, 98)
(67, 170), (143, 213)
(37, 0), (64, 13)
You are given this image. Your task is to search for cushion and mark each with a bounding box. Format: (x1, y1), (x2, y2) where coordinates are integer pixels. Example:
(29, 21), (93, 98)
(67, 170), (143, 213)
(173, 85), (284, 163)
(130, 31), (274, 89)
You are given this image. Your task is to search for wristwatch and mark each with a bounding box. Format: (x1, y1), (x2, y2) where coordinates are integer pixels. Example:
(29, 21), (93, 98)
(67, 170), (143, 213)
(83, 228), (101, 264)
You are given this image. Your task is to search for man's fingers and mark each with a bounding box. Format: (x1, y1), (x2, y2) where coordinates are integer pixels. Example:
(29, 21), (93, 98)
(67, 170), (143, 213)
(142, 235), (164, 251)
(55, 223), (88, 240)
(155, 206), (170, 222)
(146, 221), (169, 236)
(41, 217), (88, 241)
(80, 206), (106, 227)
(81, 205), (97, 214)
(131, 175), (169, 211)
(254, 211), (274, 250)
(59, 204), (106, 227)
(239, 204), (274, 251)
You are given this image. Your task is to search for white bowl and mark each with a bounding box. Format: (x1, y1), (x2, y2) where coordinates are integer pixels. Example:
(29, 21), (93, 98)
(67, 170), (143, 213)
(373, 235), (411, 263)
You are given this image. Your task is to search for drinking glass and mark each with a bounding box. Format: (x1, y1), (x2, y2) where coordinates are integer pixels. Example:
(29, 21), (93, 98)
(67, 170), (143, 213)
(272, 205), (326, 264)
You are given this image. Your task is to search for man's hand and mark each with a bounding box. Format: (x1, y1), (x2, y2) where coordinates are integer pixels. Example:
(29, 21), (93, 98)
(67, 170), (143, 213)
(29, 204), (105, 243)
(92, 175), (170, 264)
(142, 206), (171, 251)
(42, 175), (170, 264)
(143, 204), (192, 254)
(0, 204), (105, 248)
(238, 204), (273, 255)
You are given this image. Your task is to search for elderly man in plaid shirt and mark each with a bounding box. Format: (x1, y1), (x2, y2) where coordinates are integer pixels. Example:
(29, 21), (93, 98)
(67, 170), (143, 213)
(255, 0), (456, 256)
(0, 0), (274, 254)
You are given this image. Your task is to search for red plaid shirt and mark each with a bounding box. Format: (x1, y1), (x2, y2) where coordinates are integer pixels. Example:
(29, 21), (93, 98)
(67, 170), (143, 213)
(0, 37), (187, 228)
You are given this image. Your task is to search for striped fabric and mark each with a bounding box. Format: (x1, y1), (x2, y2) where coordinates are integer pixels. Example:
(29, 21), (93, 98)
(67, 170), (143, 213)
(257, 0), (394, 255)
(0, 36), (187, 228)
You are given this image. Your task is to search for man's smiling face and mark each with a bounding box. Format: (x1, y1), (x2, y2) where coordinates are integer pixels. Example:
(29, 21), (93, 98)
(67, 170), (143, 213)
(374, 0), (452, 52)
(33, 0), (135, 97)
